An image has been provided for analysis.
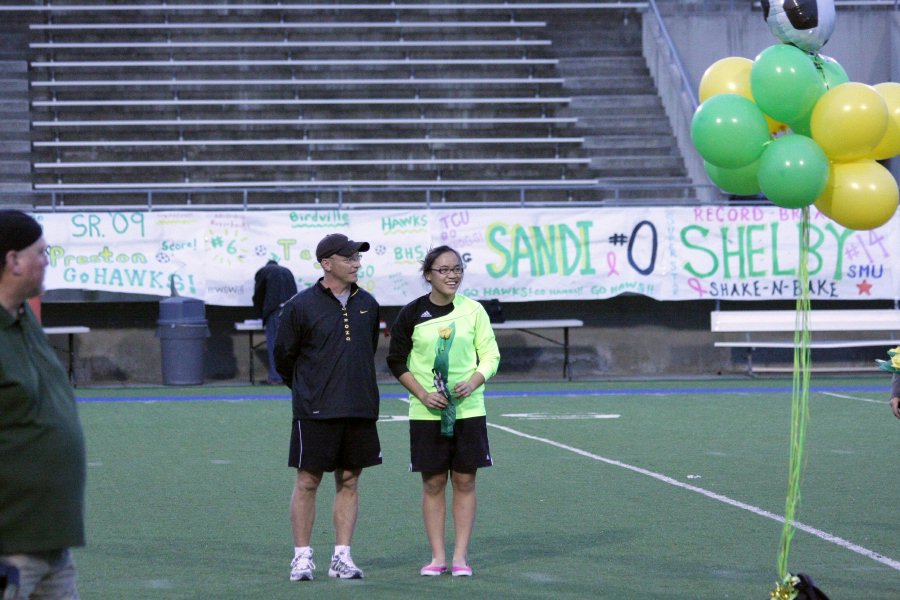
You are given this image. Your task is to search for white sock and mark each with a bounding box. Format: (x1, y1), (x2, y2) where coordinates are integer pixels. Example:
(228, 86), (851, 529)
(294, 546), (312, 559)
(334, 544), (350, 557)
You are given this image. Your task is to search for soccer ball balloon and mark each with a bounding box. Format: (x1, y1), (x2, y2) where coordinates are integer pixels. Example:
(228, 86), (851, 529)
(760, 0), (835, 53)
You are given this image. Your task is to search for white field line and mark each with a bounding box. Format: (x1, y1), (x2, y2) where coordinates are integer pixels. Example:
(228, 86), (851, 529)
(488, 421), (900, 572)
(500, 413), (620, 420)
(820, 391), (888, 406)
(391, 394), (899, 569)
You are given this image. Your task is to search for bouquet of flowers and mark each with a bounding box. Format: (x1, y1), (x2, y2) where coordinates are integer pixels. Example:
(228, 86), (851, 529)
(433, 324), (457, 438)
(875, 346), (900, 374)
(432, 369), (455, 438)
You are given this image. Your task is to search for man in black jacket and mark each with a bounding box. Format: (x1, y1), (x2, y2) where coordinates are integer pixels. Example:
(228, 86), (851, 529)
(252, 260), (297, 384)
(274, 233), (381, 582)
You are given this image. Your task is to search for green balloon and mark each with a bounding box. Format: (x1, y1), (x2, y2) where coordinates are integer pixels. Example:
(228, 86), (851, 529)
(817, 55), (849, 89)
(787, 108), (813, 137)
(691, 94), (771, 169)
(751, 44), (827, 124)
(757, 134), (829, 208)
(786, 55), (846, 135)
(705, 160), (762, 196)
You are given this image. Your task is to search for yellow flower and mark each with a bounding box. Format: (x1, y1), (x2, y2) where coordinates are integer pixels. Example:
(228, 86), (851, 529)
(889, 346), (900, 356)
(892, 354), (900, 370)
(769, 575), (800, 600)
(438, 327), (452, 340)
(769, 586), (794, 600)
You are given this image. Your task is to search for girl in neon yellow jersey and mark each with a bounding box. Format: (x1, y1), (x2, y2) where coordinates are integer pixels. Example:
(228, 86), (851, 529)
(387, 245), (500, 577)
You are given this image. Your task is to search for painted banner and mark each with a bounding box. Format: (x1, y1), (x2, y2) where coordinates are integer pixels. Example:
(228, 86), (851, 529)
(36, 206), (900, 306)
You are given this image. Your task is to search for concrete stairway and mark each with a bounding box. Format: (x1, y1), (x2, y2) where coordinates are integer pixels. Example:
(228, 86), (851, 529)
(545, 10), (693, 200)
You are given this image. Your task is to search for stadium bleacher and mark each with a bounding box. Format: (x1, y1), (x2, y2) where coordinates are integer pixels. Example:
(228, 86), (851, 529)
(12, 1), (691, 206)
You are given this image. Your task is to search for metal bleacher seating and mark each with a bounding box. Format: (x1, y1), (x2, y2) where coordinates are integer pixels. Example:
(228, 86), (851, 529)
(19, 2), (690, 206)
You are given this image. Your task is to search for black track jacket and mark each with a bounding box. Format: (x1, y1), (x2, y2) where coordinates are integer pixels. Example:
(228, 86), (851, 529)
(274, 279), (380, 420)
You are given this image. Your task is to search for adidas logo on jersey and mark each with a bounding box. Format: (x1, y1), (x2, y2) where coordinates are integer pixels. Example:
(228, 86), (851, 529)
(420, 310), (432, 318)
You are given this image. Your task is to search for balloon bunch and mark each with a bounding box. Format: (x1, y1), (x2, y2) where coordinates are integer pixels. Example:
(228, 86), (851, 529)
(690, 0), (900, 230)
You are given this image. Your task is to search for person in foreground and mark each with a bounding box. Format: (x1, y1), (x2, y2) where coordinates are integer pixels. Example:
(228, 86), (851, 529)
(252, 259), (297, 384)
(274, 233), (382, 582)
(0, 210), (86, 599)
(890, 373), (900, 420)
(386, 245), (500, 577)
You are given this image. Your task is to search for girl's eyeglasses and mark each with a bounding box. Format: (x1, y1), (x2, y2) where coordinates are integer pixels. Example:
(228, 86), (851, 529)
(430, 266), (463, 276)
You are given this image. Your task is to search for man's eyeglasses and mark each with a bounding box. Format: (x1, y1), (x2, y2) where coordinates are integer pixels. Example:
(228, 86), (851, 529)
(329, 254), (362, 264)
(429, 266), (464, 276)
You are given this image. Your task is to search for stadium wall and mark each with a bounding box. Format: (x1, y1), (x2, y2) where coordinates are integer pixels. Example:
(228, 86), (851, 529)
(41, 294), (897, 386)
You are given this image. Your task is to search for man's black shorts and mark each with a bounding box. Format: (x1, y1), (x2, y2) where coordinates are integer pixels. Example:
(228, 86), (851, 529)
(289, 418), (382, 472)
(409, 416), (492, 473)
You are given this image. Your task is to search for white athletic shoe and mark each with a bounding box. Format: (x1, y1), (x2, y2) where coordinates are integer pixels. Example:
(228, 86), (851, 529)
(328, 553), (364, 579)
(289, 550), (316, 581)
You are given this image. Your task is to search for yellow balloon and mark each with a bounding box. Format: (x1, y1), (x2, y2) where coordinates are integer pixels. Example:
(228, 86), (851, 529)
(811, 83), (889, 162)
(814, 160), (899, 230)
(813, 165), (835, 219)
(699, 57), (753, 103)
(765, 115), (789, 137)
(699, 56), (786, 135)
(869, 82), (900, 160)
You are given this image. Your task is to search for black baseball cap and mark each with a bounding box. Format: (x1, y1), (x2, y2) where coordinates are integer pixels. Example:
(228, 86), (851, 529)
(315, 233), (370, 263)
(0, 210), (42, 259)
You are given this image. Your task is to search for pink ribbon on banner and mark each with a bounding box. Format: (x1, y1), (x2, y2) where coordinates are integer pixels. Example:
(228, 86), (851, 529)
(687, 277), (707, 297)
(606, 252), (620, 276)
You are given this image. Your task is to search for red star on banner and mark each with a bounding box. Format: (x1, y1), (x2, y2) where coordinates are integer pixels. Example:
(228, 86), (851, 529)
(857, 280), (873, 295)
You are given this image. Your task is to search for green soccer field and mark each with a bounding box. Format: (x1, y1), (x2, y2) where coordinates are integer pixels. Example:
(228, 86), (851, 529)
(73, 377), (900, 599)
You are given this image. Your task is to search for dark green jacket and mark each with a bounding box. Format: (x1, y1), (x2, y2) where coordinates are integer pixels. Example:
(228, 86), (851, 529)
(0, 303), (86, 553)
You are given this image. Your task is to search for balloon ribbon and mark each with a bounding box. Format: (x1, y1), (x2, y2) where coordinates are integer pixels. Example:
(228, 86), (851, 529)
(777, 206), (812, 581)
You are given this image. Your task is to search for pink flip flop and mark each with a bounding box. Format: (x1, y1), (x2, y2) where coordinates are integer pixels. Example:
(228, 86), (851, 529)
(420, 564), (447, 576)
(451, 565), (473, 577)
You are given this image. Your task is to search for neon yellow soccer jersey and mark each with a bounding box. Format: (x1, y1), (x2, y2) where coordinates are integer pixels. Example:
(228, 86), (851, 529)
(389, 294), (500, 421)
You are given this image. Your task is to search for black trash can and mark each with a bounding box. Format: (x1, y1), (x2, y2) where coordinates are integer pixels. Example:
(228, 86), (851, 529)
(156, 296), (209, 385)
